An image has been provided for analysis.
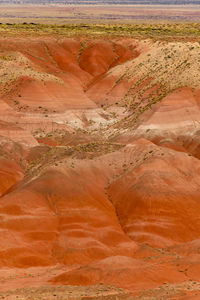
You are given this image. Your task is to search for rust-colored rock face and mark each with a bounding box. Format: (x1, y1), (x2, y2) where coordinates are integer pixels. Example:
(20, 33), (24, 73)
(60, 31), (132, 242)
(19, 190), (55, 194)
(1, 36), (200, 299)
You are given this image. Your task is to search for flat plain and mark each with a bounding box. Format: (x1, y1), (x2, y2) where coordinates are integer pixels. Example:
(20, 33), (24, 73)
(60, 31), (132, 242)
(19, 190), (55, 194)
(0, 4), (200, 23)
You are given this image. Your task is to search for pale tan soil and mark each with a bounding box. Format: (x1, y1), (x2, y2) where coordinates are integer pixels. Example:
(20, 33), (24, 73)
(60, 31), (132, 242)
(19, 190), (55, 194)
(0, 284), (130, 300)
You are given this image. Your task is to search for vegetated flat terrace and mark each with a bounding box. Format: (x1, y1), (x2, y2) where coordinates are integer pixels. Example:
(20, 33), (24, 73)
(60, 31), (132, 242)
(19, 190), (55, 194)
(0, 4), (200, 24)
(0, 22), (200, 40)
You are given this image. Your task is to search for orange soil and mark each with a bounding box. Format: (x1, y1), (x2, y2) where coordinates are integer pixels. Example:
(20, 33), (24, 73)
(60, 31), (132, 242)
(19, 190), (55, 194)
(0, 36), (200, 299)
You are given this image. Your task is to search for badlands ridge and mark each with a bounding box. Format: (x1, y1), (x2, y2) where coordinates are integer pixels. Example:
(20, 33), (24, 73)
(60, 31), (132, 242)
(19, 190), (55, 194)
(0, 35), (200, 299)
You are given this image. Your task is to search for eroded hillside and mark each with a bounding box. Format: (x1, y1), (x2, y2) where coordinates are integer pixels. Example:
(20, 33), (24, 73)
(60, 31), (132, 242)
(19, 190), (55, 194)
(0, 35), (200, 299)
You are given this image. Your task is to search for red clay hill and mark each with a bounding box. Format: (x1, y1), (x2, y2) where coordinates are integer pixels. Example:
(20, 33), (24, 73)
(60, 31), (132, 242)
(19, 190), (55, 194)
(0, 36), (200, 299)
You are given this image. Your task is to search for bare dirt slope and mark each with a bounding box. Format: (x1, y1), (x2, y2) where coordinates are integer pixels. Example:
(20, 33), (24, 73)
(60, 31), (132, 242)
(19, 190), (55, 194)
(0, 35), (200, 299)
